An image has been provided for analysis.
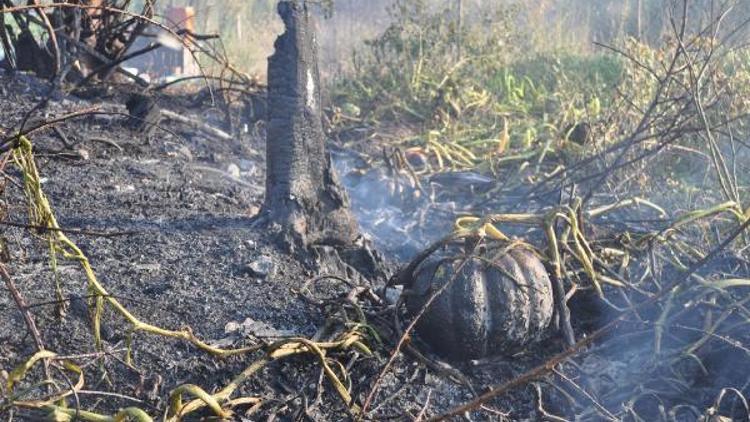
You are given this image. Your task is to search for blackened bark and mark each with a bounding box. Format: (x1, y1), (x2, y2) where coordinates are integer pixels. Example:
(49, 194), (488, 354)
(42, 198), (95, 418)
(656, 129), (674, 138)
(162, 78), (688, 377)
(263, 1), (358, 247)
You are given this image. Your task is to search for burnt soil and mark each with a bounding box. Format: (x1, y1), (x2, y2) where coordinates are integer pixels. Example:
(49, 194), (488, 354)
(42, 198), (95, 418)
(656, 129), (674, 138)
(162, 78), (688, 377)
(0, 72), (561, 421)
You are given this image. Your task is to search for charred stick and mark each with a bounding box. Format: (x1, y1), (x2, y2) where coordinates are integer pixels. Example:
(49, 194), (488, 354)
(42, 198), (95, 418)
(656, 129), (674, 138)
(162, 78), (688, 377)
(101, 18), (150, 81)
(173, 27), (220, 41)
(153, 75), (258, 92)
(0, 262), (52, 384)
(0, 107), (102, 153)
(551, 187), (576, 347)
(88, 137), (123, 152)
(361, 256), (474, 417)
(52, 126), (74, 149)
(160, 109), (232, 141)
(1, 110), (183, 155)
(76, 41), (162, 88)
(549, 269), (575, 347)
(0, 263), (44, 350)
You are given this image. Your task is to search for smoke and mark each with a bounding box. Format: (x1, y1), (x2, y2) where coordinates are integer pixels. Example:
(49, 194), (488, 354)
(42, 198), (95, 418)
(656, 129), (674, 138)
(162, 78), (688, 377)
(327, 1), (750, 419)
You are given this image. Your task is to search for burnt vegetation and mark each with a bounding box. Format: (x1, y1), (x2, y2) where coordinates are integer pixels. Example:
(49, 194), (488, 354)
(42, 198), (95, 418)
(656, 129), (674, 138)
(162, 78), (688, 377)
(1, 0), (750, 421)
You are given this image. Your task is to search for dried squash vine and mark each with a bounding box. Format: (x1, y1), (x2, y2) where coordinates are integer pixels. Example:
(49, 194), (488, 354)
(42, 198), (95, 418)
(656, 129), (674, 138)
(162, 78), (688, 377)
(2, 137), (371, 421)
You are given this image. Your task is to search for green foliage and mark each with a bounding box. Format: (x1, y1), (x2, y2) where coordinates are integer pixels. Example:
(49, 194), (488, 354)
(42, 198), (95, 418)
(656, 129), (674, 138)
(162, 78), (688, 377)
(340, 0), (522, 119)
(332, 1), (624, 171)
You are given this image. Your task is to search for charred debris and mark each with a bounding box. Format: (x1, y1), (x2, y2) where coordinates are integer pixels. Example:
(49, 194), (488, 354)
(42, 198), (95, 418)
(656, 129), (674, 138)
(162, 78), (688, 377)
(0, 1), (750, 421)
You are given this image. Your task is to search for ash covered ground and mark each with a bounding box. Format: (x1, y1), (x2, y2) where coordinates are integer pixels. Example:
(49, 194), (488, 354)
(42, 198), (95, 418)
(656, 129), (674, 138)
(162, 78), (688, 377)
(1, 69), (749, 421)
(0, 72), (556, 421)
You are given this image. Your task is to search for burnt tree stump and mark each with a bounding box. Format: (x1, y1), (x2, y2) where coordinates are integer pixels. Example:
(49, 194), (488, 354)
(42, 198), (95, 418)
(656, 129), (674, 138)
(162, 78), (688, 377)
(262, 1), (359, 248)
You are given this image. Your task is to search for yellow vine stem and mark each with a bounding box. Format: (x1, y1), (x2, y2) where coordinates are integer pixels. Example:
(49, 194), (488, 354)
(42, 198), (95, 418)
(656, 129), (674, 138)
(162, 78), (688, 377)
(453, 204), (622, 298)
(452, 196), (747, 301)
(4, 351), (85, 411)
(11, 136), (256, 357)
(8, 137), (372, 421)
(169, 328), (369, 421)
(587, 196), (667, 219)
(7, 325), (369, 421)
(168, 384), (231, 420)
(636, 201), (747, 249)
(564, 204), (602, 297)
(45, 406), (153, 422)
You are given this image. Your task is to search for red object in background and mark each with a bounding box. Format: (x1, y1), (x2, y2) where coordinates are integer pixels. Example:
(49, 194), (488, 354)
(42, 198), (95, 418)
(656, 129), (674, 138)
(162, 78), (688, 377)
(165, 6), (196, 35)
(142, 6), (198, 77)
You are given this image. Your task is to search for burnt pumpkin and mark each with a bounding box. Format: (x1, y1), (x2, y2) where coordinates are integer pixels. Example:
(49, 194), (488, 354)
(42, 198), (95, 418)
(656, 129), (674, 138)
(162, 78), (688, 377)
(405, 246), (554, 360)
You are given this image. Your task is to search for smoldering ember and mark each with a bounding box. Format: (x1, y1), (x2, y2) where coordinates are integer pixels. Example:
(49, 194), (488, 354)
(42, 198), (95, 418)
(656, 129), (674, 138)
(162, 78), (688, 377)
(1, 1), (750, 421)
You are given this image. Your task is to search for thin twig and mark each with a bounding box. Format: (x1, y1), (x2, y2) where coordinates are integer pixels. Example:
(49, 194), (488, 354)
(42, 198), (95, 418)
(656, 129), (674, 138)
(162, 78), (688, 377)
(0, 262), (51, 384)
